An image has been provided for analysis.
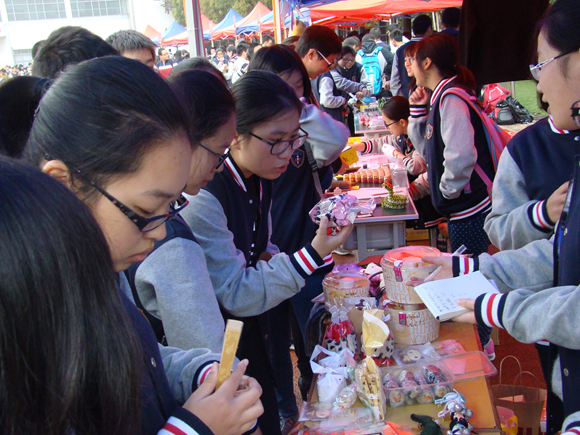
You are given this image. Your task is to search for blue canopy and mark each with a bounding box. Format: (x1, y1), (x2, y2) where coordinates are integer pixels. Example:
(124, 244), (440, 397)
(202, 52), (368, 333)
(160, 21), (187, 40)
(211, 8), (244, 33)
(236, 10), (273, 35)
(284, 7), (310, 27)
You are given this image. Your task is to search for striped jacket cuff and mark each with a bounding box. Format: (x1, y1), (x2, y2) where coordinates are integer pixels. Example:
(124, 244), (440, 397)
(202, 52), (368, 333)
(193, 361), (218, 390)
(452, 256), (479, 277)
(157, 407), (213, 435)
(564, 425), (580, 435)
(410, 104), (428, 118)
(474, 292), (507, 329)
(361, 141), (373, 155)
(291, 244), (326, 278)
(528, 200), (555, 232)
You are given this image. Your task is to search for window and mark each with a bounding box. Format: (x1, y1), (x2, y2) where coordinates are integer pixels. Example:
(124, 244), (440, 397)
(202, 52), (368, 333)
(13, 49), (33, 64)
(5, 0), (66, 21)
(70, 0), (127, 17)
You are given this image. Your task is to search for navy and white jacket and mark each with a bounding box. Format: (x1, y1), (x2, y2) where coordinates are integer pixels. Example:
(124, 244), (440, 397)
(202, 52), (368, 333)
(409, 76), (494, 221)
(452, 156), (580, 433)
(390, 37), (422, 98)
(484, 117), (580, 250)
(182, 156), (332, 318)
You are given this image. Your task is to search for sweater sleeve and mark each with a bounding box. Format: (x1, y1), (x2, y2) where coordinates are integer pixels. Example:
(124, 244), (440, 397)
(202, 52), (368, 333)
(183, 190), (331, 317)
(484, 148), (555, 250)
(389, 56), (402, 96)
(300, 100), (349, 168)
(477, 237), (555, 293)
(407, 105), (428, 156)
(134, 238), (225, 353)
(330, 69), (366, 94)
(439, 95), (477, 200)
(158, 407), (215, 435)
(319, 75), (346, 109)
(359, 67), (373, 92)
(381, 135), (427, 176)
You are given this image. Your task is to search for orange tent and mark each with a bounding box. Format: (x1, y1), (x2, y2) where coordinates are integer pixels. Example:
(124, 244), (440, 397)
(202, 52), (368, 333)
(310, 0), (462, 23)
(211, 1), (271, 39)
(142, 24), (161, 39)
(162, 14), (214, 46)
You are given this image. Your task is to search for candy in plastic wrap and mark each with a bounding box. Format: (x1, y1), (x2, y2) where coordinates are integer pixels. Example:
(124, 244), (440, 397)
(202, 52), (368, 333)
(397, 370), (420, 400)
(333, 384), (357, 410)
(361, 309), (395, 366)
(324, 306), (358, 355)
(382, 372), (405, 408)
(309, 194), (376, 234)
(414, 372), (435, 404)
(424, 364), (450, 398)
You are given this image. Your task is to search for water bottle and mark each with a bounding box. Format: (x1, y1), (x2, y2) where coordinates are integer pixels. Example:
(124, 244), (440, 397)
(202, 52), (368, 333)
(391, 158), (409, 196)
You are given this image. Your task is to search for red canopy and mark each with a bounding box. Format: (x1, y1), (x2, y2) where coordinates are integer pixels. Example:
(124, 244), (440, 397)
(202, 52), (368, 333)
(142, 24), (160, 39)
(311, 0), (462, 23)
(211, 2), (271, 39)
(162, 14), (214, 46)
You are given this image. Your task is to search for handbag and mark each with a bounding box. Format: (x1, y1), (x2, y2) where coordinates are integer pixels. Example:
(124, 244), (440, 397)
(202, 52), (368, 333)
(491, 356), (547, 435)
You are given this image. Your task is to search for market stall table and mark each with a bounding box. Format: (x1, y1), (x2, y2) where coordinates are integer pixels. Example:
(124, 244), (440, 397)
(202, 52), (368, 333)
(304, 322), (502, 434)
(343, 195), (418, 262)
(354, 113), (389, 139)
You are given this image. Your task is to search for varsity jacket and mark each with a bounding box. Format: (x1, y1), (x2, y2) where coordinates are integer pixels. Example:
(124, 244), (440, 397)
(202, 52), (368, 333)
(118, 275), (219, 435)
(181, 155), (333, 317)
(337, 62), (372, 91)
(358, 133), (427, 177)
(313, 71), (345, 122)
(390, 37), (422, 98)
(484, 117), (580, 250)
(450, 158), (580, 432)
(409, 77), (494, 221)
(270, 100), (349, 253)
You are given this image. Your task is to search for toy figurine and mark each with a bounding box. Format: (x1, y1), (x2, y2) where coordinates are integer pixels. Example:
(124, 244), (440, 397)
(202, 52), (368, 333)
(435, 390), (473, 435)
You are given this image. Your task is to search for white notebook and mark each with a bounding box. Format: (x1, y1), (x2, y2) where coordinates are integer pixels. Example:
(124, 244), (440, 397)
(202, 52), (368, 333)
(414, 271), (500, 321)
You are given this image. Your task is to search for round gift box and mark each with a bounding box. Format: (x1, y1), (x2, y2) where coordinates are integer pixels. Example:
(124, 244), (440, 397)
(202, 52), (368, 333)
(322, 271), (370, 306)
(380, 246), (441, 304)
(384, 301), (440, 345)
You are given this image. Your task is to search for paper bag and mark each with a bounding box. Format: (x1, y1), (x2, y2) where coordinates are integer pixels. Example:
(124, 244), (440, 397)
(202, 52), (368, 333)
(491, 356), (547, 435)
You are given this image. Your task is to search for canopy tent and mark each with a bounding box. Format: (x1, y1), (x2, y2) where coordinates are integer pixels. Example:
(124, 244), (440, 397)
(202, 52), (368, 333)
(142, 25), (160, 39)
(212, 2), (271, 39)
(210, 8), (244, 39)
(284, 7), (310, 28)
(161, 14), (214, 45)
(310, 0), (462, 22)
(160, 21), (187, 41)
(236, 10), (273, 35)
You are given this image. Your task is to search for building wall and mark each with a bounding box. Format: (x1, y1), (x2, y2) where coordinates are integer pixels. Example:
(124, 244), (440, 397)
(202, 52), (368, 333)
(0, 0), (174, 66)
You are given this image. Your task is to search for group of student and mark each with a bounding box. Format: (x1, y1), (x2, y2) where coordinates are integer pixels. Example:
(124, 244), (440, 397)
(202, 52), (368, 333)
(1, 0), (580, 433)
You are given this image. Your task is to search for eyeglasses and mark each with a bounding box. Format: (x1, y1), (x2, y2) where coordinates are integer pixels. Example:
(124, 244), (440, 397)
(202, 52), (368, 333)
(342, 58), (355, 65)
(405, 57), (415, 65)
(529, 51), (573, 81)
(69, 162), (188, 232)
(248, 128), (309, 155)
(316, 50), (333, 69)
(572, 101), (580, 127)
(384, 120), (398, 129)
(198, 142), (230, 170)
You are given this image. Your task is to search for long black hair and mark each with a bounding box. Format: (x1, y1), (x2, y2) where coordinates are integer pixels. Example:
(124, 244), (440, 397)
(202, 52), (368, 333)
(0, 157), (142, 435)
(0, 76), (50, 158)
(231, 70), (302, 137)
(23, 56), (191, 201)
(537, 0), (580, 72)
(167, 69), (235, 143)
(248, 44), (311, 99)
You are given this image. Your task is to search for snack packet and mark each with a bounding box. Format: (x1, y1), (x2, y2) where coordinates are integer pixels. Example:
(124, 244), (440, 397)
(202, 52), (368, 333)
(309, 194), (376, 234)
(310, 345), (355, 370)
(361, 309), (395, 366)
(310, 358), (348, 403)
(325, 306), (358, 355)
(354, 357), (386, 421)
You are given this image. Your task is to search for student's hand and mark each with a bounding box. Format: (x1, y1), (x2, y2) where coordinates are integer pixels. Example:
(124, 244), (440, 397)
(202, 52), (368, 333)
(546, 181), (569, 224)
(183, 360), (264, 435)
(355, 91), (365, 100)
(452, 299), (477, 324)
(406, 256), (453, 286)
(311, 216), (354, 258)
(409, 86), (429, 105)
(383, 80), (391, 91)
(258, 252), (273, 262)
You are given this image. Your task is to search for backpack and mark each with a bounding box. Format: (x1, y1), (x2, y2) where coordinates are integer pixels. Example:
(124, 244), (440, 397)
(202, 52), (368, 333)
(482, 83), (510, 114)
(504, 95), (534, 124)
(492, 100), (516, 125)
(358, 47), (382, 95)
(441, 88), (513, 197)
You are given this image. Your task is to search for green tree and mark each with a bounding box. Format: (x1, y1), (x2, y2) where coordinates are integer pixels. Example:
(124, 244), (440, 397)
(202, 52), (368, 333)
(162, 0), (186, 26)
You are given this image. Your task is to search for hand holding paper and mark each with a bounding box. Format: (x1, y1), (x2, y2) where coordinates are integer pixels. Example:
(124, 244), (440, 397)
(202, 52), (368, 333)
(452, 299), (477, 324)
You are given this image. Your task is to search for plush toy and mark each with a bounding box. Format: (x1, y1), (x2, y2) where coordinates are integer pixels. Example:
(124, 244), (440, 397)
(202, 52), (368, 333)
(410, 414), (441, 435)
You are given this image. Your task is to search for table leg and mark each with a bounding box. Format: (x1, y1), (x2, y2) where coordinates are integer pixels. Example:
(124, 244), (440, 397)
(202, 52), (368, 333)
(355, 224), (368, 262)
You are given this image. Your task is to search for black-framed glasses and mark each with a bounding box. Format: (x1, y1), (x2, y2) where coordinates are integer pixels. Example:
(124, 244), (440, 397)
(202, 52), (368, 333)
(248, 128), (309, 155)
(316, 50), (333, 69)
(529, 51), (573, 81)
(198, 142), (230, 170)
(342, 58), (355, 65)
(384, 120), (398, 129)
(68, 162), (188, 232)
(572, 101), (580, 127)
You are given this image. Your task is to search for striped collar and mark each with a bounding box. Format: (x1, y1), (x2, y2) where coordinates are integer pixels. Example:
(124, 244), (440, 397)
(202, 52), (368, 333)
(430, 75), (458, 106)
(548, 116), (570, 135)
(410, 37), (423, 42)
(224, 156), (263, 199)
